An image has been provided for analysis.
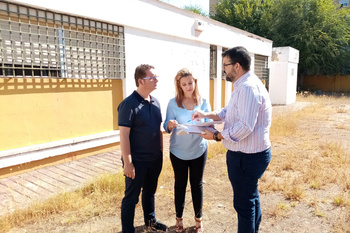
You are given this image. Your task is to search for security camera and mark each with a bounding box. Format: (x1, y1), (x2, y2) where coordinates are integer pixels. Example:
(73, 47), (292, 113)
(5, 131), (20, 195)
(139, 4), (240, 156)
(195, 20), (205, 32)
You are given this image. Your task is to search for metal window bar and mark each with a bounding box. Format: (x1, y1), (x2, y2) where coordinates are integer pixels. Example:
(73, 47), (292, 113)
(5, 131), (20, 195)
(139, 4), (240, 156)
(254, 54), (269, 88)
(254, 55), (269, 79)
(210, 45), (217, 79)
(221, 47), (228, 79)
(0, 0), (125, 79)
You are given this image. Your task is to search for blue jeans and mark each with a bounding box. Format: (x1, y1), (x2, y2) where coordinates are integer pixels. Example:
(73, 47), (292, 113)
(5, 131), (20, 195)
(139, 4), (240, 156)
(226, 148), (271, 233)
(121, 154), (163, 233)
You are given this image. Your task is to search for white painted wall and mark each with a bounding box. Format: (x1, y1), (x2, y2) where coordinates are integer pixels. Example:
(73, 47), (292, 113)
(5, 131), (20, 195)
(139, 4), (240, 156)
(15, 0), (273, 114)
(269, 47), (299, 105)
(5, 0), (274, 167)
(124, 27), (210, 117)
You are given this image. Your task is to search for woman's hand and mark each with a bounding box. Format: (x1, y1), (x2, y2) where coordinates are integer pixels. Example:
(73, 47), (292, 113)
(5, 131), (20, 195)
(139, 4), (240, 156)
(167, 120), (178, 132)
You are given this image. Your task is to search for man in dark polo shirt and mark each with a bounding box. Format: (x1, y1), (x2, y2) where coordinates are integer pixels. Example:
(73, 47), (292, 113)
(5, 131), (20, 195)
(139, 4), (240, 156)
(118, 64), (167, 233)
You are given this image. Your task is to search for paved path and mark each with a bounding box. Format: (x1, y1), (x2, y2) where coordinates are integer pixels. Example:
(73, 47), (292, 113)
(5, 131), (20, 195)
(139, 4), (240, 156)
(0, 150), (123, 216)
(0, 135), (171, 216)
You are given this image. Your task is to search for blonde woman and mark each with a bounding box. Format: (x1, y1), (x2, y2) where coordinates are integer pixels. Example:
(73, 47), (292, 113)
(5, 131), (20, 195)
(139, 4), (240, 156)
(163, 68), (211, 233)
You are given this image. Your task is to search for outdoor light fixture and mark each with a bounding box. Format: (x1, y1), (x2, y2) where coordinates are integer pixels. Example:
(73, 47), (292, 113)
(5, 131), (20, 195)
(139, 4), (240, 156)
(194, 20), (205, 32)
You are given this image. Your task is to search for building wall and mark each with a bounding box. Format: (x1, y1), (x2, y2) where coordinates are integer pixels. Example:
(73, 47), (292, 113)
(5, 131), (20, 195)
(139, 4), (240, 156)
(14, 0), (272, 109)
(221, 79), (225, 108)
(209, 0), (219, 15)
(1, 0), (273, 173)
(123, 27), (210, 118)
(303, 75), (350, 92)
(209, 79), (214, 110)
(0, 78), (123, 151)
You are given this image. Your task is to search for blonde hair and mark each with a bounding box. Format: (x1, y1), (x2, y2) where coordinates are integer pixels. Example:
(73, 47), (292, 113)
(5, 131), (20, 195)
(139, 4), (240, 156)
(174, 68), (201, 108)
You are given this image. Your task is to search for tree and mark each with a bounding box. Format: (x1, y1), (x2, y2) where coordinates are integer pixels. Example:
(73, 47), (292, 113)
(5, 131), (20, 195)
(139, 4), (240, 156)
(183, 5), (209, 17)
(268, 0), (350, 75)
(211, 0), (350, 75)
(211, 0), (273, 38)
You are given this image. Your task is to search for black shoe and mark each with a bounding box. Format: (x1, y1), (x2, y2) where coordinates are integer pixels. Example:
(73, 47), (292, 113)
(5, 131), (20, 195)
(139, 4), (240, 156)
(146, 220), (167, 231)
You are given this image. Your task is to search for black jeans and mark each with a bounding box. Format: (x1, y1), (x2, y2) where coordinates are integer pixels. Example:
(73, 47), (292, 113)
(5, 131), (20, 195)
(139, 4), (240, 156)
(121, 154), (163, 233)
(170, 150), (207, 218)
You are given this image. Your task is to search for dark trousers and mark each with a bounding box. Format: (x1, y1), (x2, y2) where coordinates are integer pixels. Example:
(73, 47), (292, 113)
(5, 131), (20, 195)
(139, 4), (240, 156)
(121, 154), (163, 233)
(226, 148), (271, 233)
(170, 150), (207, 218)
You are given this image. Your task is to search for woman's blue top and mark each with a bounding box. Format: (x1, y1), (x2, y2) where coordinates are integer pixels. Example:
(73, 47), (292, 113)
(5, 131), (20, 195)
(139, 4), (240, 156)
(163, 98), (211, 160)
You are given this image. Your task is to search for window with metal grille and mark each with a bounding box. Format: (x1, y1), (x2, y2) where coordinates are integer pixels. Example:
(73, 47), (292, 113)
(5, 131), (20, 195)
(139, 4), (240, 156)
(210, 45), (217, 80)
(221, 47), (228, 79)
(0, 1), (125, 79)
(254, 54), (269, 88)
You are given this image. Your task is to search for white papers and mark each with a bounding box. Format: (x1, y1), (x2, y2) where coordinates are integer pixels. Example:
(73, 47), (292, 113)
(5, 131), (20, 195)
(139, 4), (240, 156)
(176, 121), (223, 136)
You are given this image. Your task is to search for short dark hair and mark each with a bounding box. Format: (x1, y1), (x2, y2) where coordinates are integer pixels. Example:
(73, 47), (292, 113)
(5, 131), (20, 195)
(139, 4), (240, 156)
(222, 46), (251, 71)
(134, 64), (155, 87)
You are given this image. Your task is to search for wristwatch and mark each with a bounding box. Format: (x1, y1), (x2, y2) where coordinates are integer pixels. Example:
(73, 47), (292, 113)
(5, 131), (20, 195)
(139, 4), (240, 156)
(213, 131), (221, 141)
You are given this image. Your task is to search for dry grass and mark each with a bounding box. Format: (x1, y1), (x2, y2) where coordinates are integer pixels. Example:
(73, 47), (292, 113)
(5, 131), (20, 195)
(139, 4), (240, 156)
(1, 93), (350, 232)
(266, 202), (291, 219)
(0, 172), (125, 233)
(260, 93), (350, 229)
(207, 141), (227, 159)
(333, 207), (350, 233)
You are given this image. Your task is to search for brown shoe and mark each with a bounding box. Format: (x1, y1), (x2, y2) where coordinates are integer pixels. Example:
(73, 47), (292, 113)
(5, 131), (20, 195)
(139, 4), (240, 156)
(195, 217), (204, 233)
(175, 217), (183, 233)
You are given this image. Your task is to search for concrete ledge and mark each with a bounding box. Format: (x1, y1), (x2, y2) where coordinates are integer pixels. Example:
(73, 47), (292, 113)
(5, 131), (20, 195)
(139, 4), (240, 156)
(0, 131), (120, 169)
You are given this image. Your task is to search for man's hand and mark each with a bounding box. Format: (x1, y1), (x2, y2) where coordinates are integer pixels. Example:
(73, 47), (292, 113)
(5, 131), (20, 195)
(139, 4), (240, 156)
(199, 129), (215, 140)
(119, 126), (134, 179)
(191, 110), (206, 121)
(123, 162), (135, 179)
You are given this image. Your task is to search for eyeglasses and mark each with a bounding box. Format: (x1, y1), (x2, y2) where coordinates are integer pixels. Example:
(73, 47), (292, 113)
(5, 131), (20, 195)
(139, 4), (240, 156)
(142, 76), (159, 81)
(222, 63), (235, 68)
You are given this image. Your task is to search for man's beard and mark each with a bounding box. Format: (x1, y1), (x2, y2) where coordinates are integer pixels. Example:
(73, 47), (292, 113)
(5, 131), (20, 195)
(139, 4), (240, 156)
(225, 75), (234, 82)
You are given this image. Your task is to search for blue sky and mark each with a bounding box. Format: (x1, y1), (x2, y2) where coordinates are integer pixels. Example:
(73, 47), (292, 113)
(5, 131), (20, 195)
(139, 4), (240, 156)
(160, 0), (210, 14)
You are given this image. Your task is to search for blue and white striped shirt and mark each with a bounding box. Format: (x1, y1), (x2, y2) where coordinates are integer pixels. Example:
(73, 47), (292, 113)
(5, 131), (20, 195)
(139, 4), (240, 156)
(217, 71), (272, 153)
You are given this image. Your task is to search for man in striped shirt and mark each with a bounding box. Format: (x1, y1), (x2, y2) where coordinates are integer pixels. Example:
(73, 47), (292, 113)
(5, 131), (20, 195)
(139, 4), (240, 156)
(192, 46), (272, 233)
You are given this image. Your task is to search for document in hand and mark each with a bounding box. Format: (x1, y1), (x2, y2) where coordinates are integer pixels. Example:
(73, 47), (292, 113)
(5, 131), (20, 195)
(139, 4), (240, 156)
(176, 121), (223, 136)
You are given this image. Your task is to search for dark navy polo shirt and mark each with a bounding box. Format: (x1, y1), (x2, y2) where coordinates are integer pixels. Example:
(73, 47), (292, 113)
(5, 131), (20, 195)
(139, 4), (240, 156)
(118, 91), (162, 161)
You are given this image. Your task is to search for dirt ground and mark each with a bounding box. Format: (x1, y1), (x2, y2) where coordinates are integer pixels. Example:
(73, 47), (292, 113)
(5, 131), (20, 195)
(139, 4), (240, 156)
(7, 98), (350, 233)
